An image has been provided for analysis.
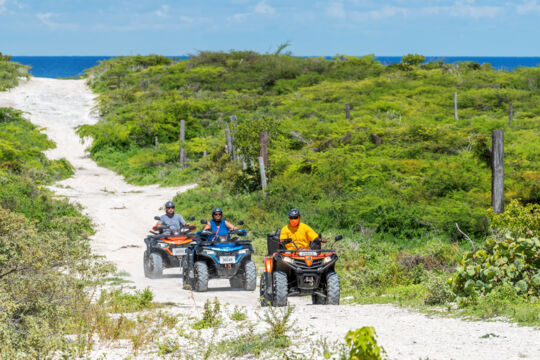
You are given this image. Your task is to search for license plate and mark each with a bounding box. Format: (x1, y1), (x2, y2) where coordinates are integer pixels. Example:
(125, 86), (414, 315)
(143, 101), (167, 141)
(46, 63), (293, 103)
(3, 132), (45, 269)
(172, 248), (187, 256)
(299, 251), (317, 256)
(219, 256), (236, 264)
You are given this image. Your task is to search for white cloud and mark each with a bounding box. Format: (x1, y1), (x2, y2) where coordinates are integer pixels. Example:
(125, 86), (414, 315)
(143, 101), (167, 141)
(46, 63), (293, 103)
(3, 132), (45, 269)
(227, 0), (276, 23)
(367, 5), (409, 20)
(0, 0), (6, 14)
(327, 1), (346, 19)
(36, 12), (79, 30)
(155, 5), (170, 18)
(332, 1), (503, 22)
(178, 15), (212, 26)
(447, 1), (502, 19)
(254, 0), (275, 15)
(227, 12), (250, 22)
(516, 0), (540, 14)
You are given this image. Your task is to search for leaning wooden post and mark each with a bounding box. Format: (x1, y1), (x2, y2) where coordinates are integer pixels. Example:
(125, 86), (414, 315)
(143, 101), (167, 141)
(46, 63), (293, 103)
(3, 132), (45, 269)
(454, 92), (458, 120)
(491, 130), (504, 213)
(258, 156), (267, 191)
(154, 136), (158, 148)
(259, 131), (269, 168)
(345, 104), (350, 119)
(229, 115), (237, 161)
(225, 129), (233, 158)
(179, 119), (186, 167)
(508, 101), (513, 125)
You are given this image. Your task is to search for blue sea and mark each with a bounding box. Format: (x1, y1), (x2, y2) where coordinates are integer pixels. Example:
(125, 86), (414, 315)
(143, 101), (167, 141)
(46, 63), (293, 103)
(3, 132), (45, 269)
(11, 55), (540, 79)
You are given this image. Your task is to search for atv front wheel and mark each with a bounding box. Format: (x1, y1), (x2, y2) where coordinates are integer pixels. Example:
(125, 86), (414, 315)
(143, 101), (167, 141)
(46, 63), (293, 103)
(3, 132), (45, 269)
(260, 273), (272, 307)
(143, 250), (150, 278)
(194, 261), (209, 292)
(242, 260), (257, 291)
(273, 271), (288, 307)
(311, 293), (325, 305)
(145, 251), (163, 279)
(326, 272), (340, 305)
(182, 261), (193, 290)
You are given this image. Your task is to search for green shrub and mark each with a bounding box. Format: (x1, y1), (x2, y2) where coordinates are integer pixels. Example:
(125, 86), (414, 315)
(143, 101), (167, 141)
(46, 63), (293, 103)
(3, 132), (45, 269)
(489, 199), (540, 237)
(452, 235), (540, 298)
(192, 298), (222, 329)
(344, 327), (385, 360)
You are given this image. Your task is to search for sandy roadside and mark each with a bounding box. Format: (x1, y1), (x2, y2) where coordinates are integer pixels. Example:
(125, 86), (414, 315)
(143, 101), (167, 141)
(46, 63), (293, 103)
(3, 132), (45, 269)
(0, 77), (538, 360)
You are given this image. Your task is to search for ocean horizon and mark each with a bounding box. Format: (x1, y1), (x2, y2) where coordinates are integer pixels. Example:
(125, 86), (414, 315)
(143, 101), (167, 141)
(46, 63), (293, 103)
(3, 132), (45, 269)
(11, 55), (540, 79)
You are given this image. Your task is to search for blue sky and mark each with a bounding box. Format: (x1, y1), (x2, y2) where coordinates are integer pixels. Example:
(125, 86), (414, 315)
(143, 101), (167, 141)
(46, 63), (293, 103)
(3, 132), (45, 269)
(1, 0), (539, 56)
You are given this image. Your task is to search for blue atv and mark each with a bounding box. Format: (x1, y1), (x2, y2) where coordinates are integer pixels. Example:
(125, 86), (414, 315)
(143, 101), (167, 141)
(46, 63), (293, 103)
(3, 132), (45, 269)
(182, 220), (256, 292)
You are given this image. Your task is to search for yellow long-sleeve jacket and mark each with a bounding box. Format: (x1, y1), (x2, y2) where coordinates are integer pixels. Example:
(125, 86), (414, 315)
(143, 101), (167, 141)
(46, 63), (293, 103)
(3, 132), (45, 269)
(279, 222), (319, 250)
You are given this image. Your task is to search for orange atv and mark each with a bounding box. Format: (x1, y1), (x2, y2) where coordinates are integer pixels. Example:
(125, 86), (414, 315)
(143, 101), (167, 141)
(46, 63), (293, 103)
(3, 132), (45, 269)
(260, 232), (343, 307)
(143, 216), (197, 278)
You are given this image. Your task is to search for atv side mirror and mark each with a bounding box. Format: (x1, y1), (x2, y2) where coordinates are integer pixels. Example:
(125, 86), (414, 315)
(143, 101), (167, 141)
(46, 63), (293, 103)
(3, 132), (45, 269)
(154, 216), (160, 221)
(334, 235), (343, 241)
(237, 220), (244, 225)
(200, 219), (207, 224)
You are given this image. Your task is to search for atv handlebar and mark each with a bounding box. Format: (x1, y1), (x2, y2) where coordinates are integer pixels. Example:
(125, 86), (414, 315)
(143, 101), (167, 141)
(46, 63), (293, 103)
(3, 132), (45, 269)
(271, 233), (343, 251)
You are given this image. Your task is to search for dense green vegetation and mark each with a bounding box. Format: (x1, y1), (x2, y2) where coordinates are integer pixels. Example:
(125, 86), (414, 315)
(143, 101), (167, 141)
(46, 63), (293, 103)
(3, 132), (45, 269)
(0, 52), (29, 90)
(81, 52), (539, 322)
(0, 106), (102, 358)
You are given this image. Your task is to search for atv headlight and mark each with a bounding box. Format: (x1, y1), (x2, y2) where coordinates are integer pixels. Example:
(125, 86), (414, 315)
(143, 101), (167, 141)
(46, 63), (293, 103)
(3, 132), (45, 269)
(323, 256), (333, 264)
(282, 257), (293, 264)
(203, 250), (215, 255)
(238, 249), (248, 254)
(158, 242), (167, 248)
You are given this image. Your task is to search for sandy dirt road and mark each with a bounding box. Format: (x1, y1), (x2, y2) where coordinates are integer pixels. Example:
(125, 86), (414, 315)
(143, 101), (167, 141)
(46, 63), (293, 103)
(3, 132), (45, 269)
(1, 77), (538, 360)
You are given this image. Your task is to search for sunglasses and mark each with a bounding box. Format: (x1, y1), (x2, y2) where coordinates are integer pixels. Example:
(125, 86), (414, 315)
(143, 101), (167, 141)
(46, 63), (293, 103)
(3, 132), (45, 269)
(289, 216), (299, 220)
(214, 213), (222, 216)
(166, 207), (175, 209)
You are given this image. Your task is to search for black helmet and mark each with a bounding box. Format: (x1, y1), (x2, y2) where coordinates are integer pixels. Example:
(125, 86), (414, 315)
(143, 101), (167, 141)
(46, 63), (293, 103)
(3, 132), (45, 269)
(165, 201), (175, 209)
(212, 207), (223, 215)
(288, 208), (300, 218)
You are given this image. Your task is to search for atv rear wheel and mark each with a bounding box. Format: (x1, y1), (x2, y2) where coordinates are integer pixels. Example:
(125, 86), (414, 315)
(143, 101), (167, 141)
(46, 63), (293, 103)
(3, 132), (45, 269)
(326, 272), (340, 305)
(273, 271), (288, 307)
(194, 261), (209, 292)
(242, 260), (257, 291)
(229, 276), (242, 288)
(145, 251), (163, 279)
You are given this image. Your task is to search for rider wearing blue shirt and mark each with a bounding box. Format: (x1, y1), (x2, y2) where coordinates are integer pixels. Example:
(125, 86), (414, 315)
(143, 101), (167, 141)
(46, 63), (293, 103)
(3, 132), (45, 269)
(159, 201), (186, 232)
(202, 208), (238, 235)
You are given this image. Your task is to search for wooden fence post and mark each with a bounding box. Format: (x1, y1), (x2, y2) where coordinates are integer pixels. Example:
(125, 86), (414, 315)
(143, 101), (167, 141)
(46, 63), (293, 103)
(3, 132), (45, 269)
(225, 129), (233, 158)
(179, 119), (186, 167)
(259, 131), (269, 168)
(155, 136), (158, 148)
(345, 104), (350, 119)
(491, 130), (504, 213)
(454, 92), (458, 121)
(258, 156), (267, 191)
(229, 115), (237, 161)
(508, 101), (513, 125)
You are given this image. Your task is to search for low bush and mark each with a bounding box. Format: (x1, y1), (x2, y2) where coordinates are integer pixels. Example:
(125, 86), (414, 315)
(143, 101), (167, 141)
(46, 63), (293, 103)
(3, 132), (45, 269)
(344, 327), (385, 360)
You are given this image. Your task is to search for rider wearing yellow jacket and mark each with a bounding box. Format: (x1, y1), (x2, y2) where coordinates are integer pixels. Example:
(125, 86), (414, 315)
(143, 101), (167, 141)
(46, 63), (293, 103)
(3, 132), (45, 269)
(279, 209), (325, 250)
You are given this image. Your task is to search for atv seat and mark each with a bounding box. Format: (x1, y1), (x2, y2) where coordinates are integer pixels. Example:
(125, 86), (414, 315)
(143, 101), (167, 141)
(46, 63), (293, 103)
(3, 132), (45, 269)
(266, 233), (281, 255)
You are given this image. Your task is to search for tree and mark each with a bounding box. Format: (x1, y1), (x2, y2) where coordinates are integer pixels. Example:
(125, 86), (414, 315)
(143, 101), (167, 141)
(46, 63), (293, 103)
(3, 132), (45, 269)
(401, 54), (426, 66)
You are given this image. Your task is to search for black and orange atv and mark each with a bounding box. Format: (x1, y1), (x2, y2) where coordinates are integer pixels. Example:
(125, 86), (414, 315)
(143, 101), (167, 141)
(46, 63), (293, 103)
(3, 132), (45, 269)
(260, 232), (343, 307)
(143, 216), (197, 279)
